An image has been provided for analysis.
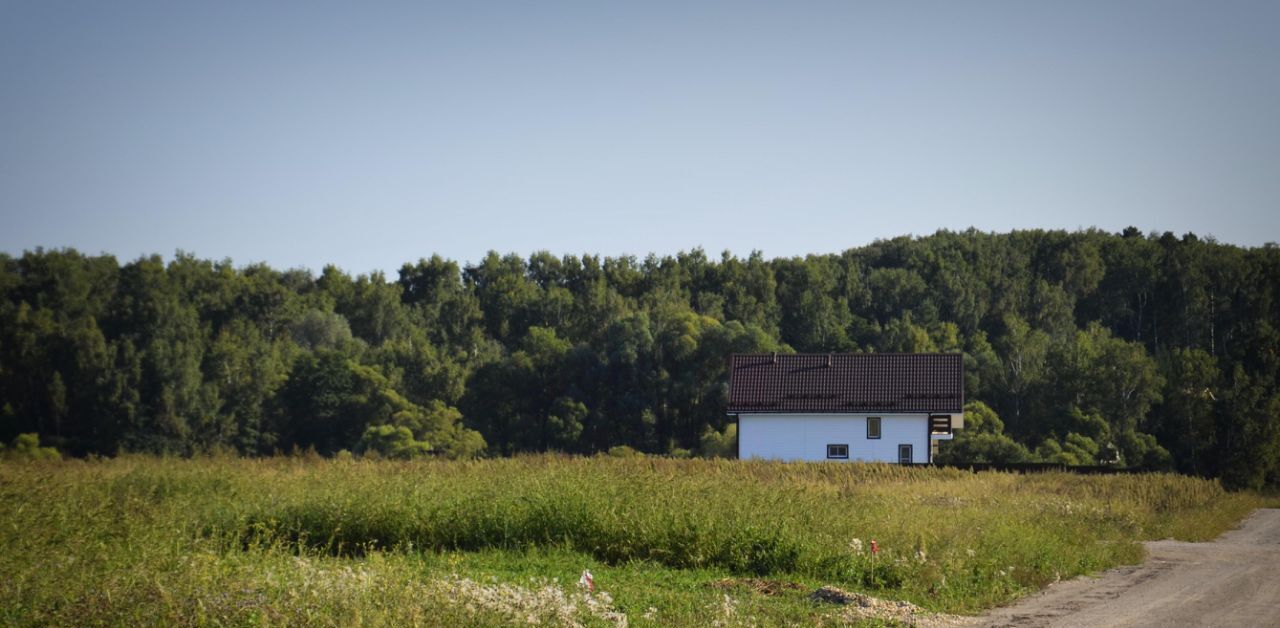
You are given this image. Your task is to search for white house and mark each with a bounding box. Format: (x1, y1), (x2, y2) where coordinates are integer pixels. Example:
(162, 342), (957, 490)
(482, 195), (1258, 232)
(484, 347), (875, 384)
(728, 353), (964, 463)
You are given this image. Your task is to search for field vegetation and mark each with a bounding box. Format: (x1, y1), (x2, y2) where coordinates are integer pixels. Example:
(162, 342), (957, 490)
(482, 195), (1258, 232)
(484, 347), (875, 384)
(1, 455), (1268, 626)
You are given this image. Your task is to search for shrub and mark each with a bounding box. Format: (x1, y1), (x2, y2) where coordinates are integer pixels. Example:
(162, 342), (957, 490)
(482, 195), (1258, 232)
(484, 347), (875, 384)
(699, 424), (737, 458)
(358, 425), (432, 459)
(1, 433), (60, 461)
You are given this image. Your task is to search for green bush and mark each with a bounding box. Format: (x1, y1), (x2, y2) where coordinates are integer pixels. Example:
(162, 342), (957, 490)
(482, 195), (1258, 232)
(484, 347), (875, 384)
(606, 445), (642, 458)
(936, 401), (1032, 463)
(1, 433), (60, 461)
(698, 424), (737, 458)
(357, 425), (432, 459)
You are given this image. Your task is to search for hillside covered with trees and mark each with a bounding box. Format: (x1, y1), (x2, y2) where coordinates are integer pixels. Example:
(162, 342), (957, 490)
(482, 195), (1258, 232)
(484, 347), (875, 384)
(2, 228), (1277, 488)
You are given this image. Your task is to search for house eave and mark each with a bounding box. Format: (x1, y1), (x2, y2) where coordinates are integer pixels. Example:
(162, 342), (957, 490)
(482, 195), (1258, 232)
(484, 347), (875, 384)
(728, 408), (963, 415)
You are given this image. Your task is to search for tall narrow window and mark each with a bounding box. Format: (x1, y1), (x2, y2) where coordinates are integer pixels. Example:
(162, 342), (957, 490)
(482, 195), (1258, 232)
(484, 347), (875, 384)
(867, 417), (881, 439)
(898, 444), (913, 464)
(827, 444), (849, 459)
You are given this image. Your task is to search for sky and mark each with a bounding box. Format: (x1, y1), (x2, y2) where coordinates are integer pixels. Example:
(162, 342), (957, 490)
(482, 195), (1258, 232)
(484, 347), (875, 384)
(2, 1), (1278, 275)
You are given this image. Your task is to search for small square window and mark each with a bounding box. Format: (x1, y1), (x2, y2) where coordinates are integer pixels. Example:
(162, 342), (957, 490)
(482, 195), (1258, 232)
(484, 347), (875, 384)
(867, 417), (882, 439)
(827, 444), (849, 459)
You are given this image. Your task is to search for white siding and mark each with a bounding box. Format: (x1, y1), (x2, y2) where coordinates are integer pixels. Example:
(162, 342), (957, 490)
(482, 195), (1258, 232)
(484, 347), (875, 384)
(737, 414), (930, 463)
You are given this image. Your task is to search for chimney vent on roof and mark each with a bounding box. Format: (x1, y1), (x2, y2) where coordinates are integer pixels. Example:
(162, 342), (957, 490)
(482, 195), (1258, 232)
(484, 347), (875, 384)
(772, 352), (778, 364)
(826, 353), (833, 368)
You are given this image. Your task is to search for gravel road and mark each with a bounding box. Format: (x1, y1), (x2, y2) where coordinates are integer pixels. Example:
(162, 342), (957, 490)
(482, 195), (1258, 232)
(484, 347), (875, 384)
(975, 508), (1280, 628)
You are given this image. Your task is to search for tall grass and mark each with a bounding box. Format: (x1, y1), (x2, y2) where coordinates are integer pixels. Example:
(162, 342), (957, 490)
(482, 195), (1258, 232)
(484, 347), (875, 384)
(0, 455), (1267, 625)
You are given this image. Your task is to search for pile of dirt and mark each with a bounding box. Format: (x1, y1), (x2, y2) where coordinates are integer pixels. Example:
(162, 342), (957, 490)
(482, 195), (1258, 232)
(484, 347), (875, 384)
(707, 578), (805, 596)
(809, 586), (970, 627)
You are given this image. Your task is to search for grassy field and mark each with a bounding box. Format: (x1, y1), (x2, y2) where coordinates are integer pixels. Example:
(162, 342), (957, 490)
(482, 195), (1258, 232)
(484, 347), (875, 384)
(0, 455), (1269, 626)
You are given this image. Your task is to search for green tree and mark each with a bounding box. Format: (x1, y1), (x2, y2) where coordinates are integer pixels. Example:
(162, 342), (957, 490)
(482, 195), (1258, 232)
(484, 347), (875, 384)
(398, 255), (489, 358)
(291, 309), (354, 350)
(775, 256), (853, 351)
(934, 401), (1033, 463)
(358, 424), (432, 459)
(105, 256), (218, 454)
(1218, 367), (1280, 489)
(1151, 348), (1219, 475)
(993, 314), (1050, 435)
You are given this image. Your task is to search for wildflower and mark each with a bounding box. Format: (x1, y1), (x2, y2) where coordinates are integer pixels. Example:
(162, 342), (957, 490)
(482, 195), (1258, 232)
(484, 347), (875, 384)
(579, 569), (595, 593)
(849, 538), (864, 554)
(965, 548), (976, 558)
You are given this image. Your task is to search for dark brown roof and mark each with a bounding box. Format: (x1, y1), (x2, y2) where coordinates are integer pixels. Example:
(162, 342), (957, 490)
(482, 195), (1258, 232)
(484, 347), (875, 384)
(727, 353), (963, 414)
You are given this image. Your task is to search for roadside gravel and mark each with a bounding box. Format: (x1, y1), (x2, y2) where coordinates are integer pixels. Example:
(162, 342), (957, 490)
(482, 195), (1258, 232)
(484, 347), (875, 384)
(972, 508), (1280, 628)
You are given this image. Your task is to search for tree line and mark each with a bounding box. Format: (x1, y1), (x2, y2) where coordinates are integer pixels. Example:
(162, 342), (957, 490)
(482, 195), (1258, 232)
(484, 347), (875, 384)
(1, 228), (1277, 487)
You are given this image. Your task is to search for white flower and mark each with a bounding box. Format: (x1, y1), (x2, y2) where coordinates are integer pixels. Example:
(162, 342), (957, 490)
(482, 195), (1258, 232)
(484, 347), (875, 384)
(849, 538), (864, 554)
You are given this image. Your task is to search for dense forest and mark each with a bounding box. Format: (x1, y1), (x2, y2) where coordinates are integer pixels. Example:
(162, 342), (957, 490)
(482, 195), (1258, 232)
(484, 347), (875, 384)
(2, 228), (1278, 488)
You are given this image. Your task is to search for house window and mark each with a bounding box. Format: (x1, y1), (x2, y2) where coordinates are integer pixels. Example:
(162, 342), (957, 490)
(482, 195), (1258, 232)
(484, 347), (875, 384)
(867, 417), (881, 439)
(827, 444), (849, 459)
(898, 444), (913, 464)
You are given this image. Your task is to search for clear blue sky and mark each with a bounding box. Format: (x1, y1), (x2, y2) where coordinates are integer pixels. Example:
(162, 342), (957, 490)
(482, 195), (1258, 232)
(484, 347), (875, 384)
(2, 1), (1277, 275)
